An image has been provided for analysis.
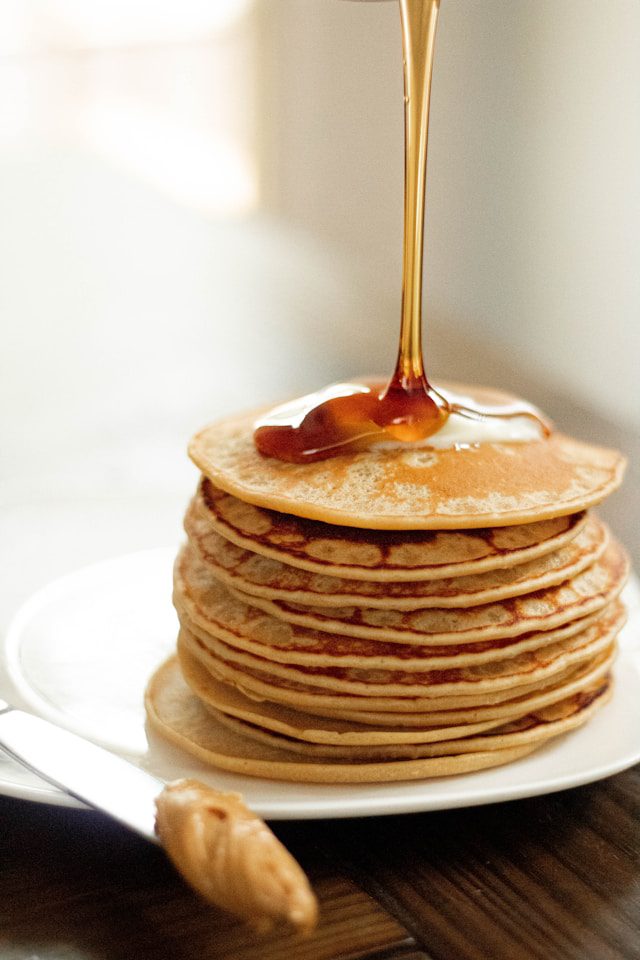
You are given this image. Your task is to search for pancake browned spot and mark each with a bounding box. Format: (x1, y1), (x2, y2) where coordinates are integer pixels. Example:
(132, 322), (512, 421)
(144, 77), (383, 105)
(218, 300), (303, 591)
(174, 539), (628, 648)
(176, 610), (619, 699)
(177, 642), (616, 743)
(179, 627), (615, 714)
(185, 501), (607, 609)
(194, 477), (588, 581)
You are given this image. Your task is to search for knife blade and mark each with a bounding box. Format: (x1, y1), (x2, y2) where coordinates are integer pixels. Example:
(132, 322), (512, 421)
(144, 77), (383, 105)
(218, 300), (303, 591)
(0, 698), (161, 842)
(0, 697), (320, 932)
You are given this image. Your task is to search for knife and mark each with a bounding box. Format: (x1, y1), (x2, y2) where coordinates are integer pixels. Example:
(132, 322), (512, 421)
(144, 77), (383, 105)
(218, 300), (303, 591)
(0, 696), (160, 841)
(0, 696), (319, 932)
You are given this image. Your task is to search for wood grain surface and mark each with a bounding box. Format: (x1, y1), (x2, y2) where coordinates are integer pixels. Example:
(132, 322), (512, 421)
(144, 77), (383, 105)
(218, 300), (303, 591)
(1, 766), (639, 960)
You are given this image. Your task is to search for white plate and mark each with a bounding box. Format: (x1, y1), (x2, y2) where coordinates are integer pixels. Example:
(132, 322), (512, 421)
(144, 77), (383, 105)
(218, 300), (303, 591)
(2, 548), (639, 820)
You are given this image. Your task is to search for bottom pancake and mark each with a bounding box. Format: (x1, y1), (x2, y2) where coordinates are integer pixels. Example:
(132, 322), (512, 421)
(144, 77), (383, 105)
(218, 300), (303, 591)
(145, 657), (540, 783)
(204, 679), (611, 761)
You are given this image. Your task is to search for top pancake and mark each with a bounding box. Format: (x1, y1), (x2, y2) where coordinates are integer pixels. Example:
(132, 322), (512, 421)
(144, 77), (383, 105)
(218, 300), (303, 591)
(189, 407), (626, 529)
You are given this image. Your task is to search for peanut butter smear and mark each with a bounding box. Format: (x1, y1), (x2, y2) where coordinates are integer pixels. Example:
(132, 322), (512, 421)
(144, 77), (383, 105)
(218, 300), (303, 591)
(155, 779), (318, 934)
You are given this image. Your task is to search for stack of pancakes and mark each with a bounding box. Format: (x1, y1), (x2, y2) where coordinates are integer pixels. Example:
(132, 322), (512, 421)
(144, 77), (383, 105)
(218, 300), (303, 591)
(146, 407), (628, 783)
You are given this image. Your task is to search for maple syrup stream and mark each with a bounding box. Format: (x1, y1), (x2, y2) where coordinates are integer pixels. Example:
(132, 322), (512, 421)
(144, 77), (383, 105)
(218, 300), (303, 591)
(254, 0), (547, 463)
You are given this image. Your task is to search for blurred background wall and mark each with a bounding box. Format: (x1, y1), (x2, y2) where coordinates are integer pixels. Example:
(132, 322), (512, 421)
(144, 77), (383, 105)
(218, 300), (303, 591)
(0, 0), (638, 604)
(260, 0), (640, 427)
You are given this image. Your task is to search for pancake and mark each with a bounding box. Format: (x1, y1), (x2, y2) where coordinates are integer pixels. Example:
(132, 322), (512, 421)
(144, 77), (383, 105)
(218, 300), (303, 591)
(175, 540), (626, 670)
(175, 540), (628, 647)
(194, 477), (589, 581)
(178, 642), (616, 742)
(206, 678), (611, 760)
(186, 502), (607, 609)
(177, 543), (595, 664)
(206, 706), (511, 758)
(177, 630), (616, 726)
(179, 628), (598, 711)
(145, 657), (540, 783)
(234, 542), (628, 644)
(188, 409), (626, 529)
(308, 649), (617, 726)
(177, 608), (618, 699)
(181, 631), (615, 718)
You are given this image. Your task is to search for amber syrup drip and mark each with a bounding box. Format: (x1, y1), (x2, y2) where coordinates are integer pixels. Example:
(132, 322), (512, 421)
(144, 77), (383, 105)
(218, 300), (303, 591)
(253, 0), (548, 464)
(380, 0), (444, 436)
(255, 0), (444, 463)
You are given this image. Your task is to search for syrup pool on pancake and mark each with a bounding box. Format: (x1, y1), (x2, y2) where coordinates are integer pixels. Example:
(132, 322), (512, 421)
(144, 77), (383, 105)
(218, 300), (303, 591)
(253, 379), (550, 463)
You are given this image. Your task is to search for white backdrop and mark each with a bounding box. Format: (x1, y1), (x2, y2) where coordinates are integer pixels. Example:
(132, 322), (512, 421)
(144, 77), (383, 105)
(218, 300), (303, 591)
(262, 0), (640, 428)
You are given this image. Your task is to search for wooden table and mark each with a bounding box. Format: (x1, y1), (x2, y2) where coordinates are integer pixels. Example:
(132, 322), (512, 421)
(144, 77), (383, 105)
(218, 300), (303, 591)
(1, 396), (638, 960)
(1, 768), (639, 960)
